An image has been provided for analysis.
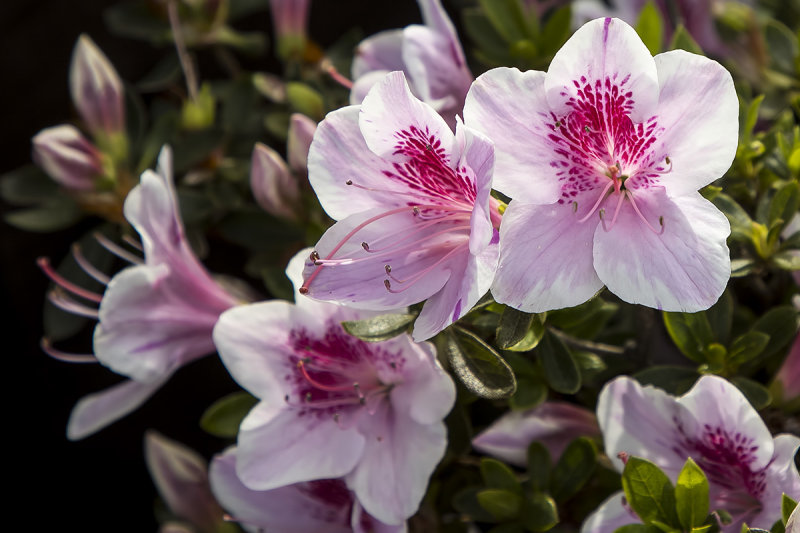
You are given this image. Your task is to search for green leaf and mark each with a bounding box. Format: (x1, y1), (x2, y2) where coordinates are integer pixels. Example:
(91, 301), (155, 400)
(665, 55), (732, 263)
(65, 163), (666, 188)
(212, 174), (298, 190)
(537, 331), (581, 394)
(731, 259), (758, 278)
(765, 19), (799, 74)
(773, 251), (800, 270)
(509, 375), (548, 410)
(614, 526), (661, 533)
(767, 181), (800, 232)
(782, 493), (798, 524)
(636, 1), (664, 55)
(549, 437), (597, 502)
(477, 489), (523, 521)
(481, 458), (522, 493)
(675, 458), (710, 530)
(634, 366), (699, 395)
(285, 82), (324, 120)
(751, 306), (799, 359)
(447, 328), (517, 399)
(453, 486), (498, 523)
(216, 209), (302, 251)
(663, 311), (715, 363)
(341, 313), (416, 342)
(731, 376), (772, 410)
(538, 6), (572, 57)
(547, 297), (619, 339)
(527, 442), (552, 492)
(728, 331), (770, 366)
(706, 290), (733, 345)
(622, 457), (680, 527)
(478, 0), (532, 42)
(497, 307), (535, 349)
(504, 317), (546, 352)
(669, 24), (702, 54)
(0, 165), (59, 205)
(741, 95), (765, 143)
(200, 391), (259, 438)
(5, 197), (82, 232)
(520, 491), (559, 532)
(463, 8), (514, 67)
(712, 193), (753, 241)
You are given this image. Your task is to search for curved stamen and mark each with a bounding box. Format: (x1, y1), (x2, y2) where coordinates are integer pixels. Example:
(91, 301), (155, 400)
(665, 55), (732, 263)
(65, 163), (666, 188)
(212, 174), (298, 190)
(384, 244), (465, 293)
(626, 190), (665, 235)
(324, 61), (354, 89)
(122, 234), (144, 252)
(48, 289), (100, 319)
(37, 257), (104, 303)
(600, 191), (626, 232)
(40, 338), (97, 363)
(577, 179), (615, 223)
(346, 179), (475, 214)
(72, 243), (110, 285)
(297, 361), (359, 393)
(94, 232), (144, 264)
(356, 215), (464, 254)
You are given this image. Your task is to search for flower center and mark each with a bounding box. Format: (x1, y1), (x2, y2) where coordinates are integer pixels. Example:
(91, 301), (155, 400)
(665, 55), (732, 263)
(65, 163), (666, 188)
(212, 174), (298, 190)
(286, 323), (403, 421)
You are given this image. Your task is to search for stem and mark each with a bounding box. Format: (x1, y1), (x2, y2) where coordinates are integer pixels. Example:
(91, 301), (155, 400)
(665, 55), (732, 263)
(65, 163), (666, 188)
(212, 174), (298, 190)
(167, 0), (199, 101)
(548, 327), (628, 356)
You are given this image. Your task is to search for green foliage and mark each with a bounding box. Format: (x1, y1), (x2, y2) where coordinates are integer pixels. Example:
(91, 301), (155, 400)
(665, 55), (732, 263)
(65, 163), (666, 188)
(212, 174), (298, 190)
(549, 438), (597, 502)
(621, 457), (680, 528)
(445, 327), (517, 399)
(675, 458), (710, 530)
(200, 391), (258, 438)
(341, 313), (417, 342)
(635, 1), (664, 55)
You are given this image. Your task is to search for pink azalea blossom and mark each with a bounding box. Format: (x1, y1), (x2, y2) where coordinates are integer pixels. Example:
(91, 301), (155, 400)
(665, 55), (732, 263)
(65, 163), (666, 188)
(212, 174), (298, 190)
(41, 147), (239, 440)
(250, 113), (316, 221)
(145, 431), (225, 533)
(464, 17), (736, 313)
(32, 124), (103, 190)
(213, 249), (456, 525)
(472, 401), (601, 466)
(209, 446), (405, 533)
(300, 71), (500, 341)
(350, 0), (473, 128)
(582, 375), (800, 532)
(70, 34), (125, 137)
(269, 0), (311, 59)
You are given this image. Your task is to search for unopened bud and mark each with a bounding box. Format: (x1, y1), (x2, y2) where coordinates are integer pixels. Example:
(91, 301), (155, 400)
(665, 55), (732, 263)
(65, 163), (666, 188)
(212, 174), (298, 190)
(250, 143), (299, 220)
(286, 113), (317, 174)
(32, 125), (103, 190)
(269, 0), (310, 60)
(70, 34), (125, 137)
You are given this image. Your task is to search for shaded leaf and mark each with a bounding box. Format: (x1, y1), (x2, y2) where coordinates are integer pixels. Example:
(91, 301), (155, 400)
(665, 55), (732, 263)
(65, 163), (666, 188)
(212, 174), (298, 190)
(782, 493), (797, 524)
(447, 328), (517, 399)
(537, 331), (581, 394)
(731, 377), (772, 410)
(768, 181), (800, 232)
(453, 486), (498, 523)
(634, 366), (699, 396)
(663, 312), (715, 363)
(669, 24), (702, 54)
(496, 306), (535, 349)
(478, 0), (532, 42)
(728, 331), (770, 366)
(200, 391), (258, 438)
(477, 489), (522, 521)
(481, 458), (522, 493)
(706, 290), (733, 345)
(549, 437), (597, 502)
(520, 492), (558, 532)
(0, 165), (59, 205)
(751, 306), (799, 359)
(527, 442), (552, 492)
(509, 375), (548, 410)
(341, 313), (416, 342)
(5, 197), (82, 232)
(636, 1), (664, 55)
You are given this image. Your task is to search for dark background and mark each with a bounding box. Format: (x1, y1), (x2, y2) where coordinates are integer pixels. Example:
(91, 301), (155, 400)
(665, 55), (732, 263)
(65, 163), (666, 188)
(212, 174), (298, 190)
(0, 1), (420, 529)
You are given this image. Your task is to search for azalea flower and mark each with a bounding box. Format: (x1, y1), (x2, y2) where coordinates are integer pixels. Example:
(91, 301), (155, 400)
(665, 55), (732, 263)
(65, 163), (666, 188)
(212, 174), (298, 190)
(69, 34), (125, 138)
(472, 401), (601, 466)
(32, 125), (104, 191)
(300, 71), (500, 341)
(39, 147), (240, 439)
(464, 17), (736, 313)
(349, 0), (473, 128)
(250, 113), (316, 221)
(209, 446), (406, 532)
(145, 431), (226, 533)
(582, 375), (800, 532)
(213, 248), (456, 525)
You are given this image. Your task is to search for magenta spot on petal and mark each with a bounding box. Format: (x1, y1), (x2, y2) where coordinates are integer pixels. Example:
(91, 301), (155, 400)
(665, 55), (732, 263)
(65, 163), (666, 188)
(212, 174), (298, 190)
(490, 228), (500, 245)
(453, 299), (462, 321)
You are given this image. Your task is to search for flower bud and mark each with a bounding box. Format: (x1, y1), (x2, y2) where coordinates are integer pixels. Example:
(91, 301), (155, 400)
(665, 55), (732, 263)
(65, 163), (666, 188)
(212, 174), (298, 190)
(32, 125), (103, 190)
(771, 334), (800, 408)
(250, 142), (300, 220)
(70, 34), (125, 137)
(286, 113), (316, 174)
(269, 0), (310, 60)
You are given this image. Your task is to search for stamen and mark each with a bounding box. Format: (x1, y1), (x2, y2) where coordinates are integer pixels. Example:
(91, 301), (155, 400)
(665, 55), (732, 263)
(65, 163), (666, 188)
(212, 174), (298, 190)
(94, 233), (144, 264)
(384, 245), (464, 293)
(72, 243), (110, 285)
(626, 191), (665, 235)
(600, 191), (626, 232)
(48, 289), (100, 319)
(122, 234), (144, 252)
(324, 62), (354, 89)
(310, 250), (320, 262)
(37, 257), (104, 303)
(577, 180), (614, 223)
(297, 361), (358, 393)
(40, 338), (97, 363)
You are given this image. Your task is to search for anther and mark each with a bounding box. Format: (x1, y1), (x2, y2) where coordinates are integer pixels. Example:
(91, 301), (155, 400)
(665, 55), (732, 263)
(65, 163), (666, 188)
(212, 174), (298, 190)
(361, 242), (370, 251)
(665, 156), (671, 165)
(412, 206), (420, 216)
(310, 250), (320, 262)
(384, 279), (391, 291)
(305, 392), (312, 402)
(554, 121), (562, 129)
(298, 287), (309, 294)
(572, 201), (578, 213)
(584, 126), (591, 133)
(384, 264), (392, 274)
(345, 179), (353, 185)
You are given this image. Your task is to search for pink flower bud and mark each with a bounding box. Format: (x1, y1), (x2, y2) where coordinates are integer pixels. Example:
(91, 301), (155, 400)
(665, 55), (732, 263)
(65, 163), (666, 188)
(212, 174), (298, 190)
(286, 113), (316, 174)
(269, 0), (311, 59)
(70, 34), (125, 136)
(250, 142), (300, 220)
(772, 334), (800, 406)
(32, 124), (103, 190)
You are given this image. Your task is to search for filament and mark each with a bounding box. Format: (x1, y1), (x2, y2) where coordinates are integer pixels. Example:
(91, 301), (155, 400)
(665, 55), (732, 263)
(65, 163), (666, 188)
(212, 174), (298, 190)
(48, 289), (100, 319)
(71, 244), (110, 285)
(576, 179), (614, 223)
(94, 232), (144, 264)
(626, 191), (665, 235)
(37, 257), (104, 303)
(384, 244), (464, 293)
(40, 338), (97, 363)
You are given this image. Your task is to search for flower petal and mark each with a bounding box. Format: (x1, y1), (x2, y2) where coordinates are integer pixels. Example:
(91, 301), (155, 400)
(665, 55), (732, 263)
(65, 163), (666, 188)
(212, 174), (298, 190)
(210, 447), (354, 533)
(597, 376), (684, 473)
(32, 124), (102, 190)
(388, 340), (456, 425)
(580, 491), (639, 533)
(592, 189), (730, 312)
(69, 34), (125, 135)
(677, 375), (775, 471)
(250, 142), (297, 220)
(236, 402), (366, 490)
(491, 198), (603, 312)
(754, 434), (800, 528)
(347, 404), (447, 524)
(287, 113), (317, 174)
(454, 119), (495, 256)
(652, 50), (738, 196)
(546, 17), (658, 122)
(352, 30), (405, 81)
(67, 377), (168, 440)
(351, 499), (408, 533)
(359, 71), (454, 161)
(463, 67), (562, 204)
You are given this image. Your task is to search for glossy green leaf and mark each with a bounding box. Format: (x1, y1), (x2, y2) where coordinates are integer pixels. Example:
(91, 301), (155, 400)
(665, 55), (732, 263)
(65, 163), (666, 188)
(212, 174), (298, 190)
(669, 24), (702, 54)
(547, 297), (618, 339)
(549, 437), (597, 502)
(478, 0), (532, 42)
(675, 458), (710, 530)
(663, 311), (715, 363)
(5, 197), (82, 233)
(634, 366), (699, 395)
(765, 19), (799, 74)
(286, 82), (324, 120)
(200, 391), (258, 438)
(782, 493), (798, 524)
(520, 492), (558, 532)
(751, 306), (799, 359)
(768, 181), (800, 231)
(706, 290), (733, 345)
(453, 486), (498, 523)
(731, 376), (772, 410)
(481, 458), (522, 493)
(341, 313), (416, 342)
(636, 1), (664, 55)
(537, 331), (581, 394)
(773, 251), (800, 270)
(527, 442), (552, 492)
(509, 376), (547, 410)
(0, 165), (59, 205)
(477, 489), (523, 521)
(614, 526), (661, 533)
(539, 6), (572, 57)
(728, 331), (770, 366)
(712, 193), (753, 241)
(497, 307), (535, 349)
(621, 457), (679, 527)
(447, 328), (517, 399)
